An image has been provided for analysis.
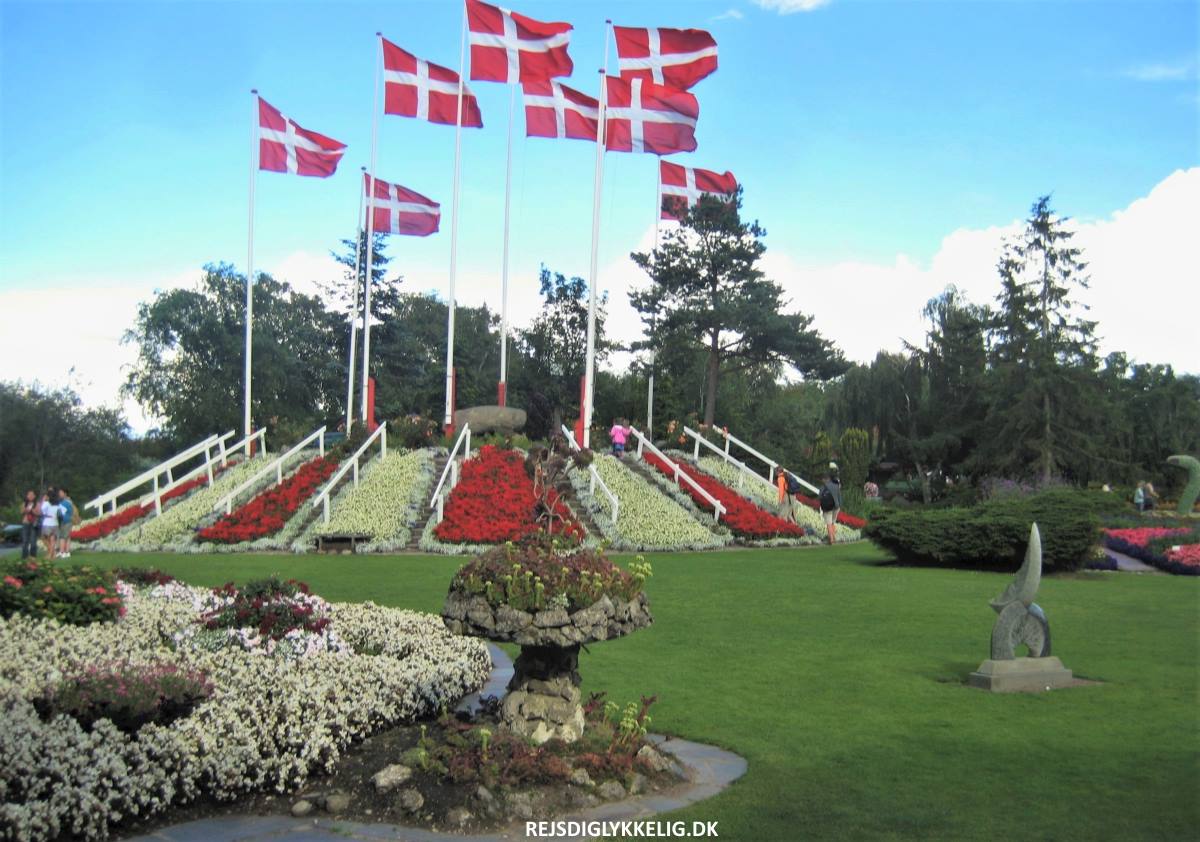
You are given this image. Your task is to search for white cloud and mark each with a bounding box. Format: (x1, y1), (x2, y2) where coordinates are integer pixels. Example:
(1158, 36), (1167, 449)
(711, 9), (745, 22)
(759, 168), (1200, 371)
(1122, 59), (1197, 82)
(752, 0), (833, 14)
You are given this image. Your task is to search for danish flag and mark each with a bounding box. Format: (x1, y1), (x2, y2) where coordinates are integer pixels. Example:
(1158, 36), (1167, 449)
(365, 174), (440, 237)
(382, 38), (483, 127)
(256, 97), (346, 177)
(522, 79), (599, 141)
(613, 26), (718, 90)
(604, 76), (698, 155)
(659, 160), (737, 220)
(467, 0), (572, 84)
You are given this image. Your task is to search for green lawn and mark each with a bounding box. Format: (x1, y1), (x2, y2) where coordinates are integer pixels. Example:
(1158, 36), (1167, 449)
(83, 546), (1199, 842)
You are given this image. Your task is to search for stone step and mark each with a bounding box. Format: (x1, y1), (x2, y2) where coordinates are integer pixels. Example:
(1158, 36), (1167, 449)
(406, 454), (450, 550)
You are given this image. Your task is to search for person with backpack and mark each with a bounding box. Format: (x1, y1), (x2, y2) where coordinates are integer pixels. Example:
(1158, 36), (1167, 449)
(57, 487), (78, 558)
(819, 464), (843, 545)
(19, 490), (39, 559)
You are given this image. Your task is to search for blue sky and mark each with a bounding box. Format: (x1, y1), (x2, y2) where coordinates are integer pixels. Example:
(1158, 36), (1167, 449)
(1, 0), (1197, 426)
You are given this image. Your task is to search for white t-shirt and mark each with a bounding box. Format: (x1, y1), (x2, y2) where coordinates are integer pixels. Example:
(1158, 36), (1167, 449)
(41, 501), (58, 528)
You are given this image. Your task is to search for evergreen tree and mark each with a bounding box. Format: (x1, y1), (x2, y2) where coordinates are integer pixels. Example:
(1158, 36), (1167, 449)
(630, 189), (847, 427)
(983, 196), (1101, 482)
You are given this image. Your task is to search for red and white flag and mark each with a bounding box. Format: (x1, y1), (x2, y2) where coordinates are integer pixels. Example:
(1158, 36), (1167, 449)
(613, 26), (717, 90)
(604, 76), (698, 155)
(382, 38), (483, 127)
(365, 174), (440, 237)
(659, 160), (737, 220)
(257, 97), (346, 177)
(522, 79), (599, 141)
(468, 0), (572, 84)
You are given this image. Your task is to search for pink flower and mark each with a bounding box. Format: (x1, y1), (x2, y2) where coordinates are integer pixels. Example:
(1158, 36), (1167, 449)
(3, 576), (22, 589)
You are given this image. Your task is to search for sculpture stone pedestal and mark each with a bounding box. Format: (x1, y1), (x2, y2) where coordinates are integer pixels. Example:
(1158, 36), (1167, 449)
(968, 657), (1074, 693)
(501, 644), (585, 744)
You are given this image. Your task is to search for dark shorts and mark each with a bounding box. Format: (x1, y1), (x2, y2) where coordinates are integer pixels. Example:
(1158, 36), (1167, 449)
(612, 443), (625, 455)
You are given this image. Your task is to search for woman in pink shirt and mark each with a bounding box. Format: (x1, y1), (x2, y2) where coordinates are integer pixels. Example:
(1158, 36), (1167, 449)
(609, 418), (631, 457)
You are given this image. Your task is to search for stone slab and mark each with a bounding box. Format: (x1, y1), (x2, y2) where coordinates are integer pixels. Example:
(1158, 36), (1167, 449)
(968, 656), (1075, 692)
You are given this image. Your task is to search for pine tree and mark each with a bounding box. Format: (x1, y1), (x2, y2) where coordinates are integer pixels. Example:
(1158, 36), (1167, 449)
(984, 196), (1101, 482)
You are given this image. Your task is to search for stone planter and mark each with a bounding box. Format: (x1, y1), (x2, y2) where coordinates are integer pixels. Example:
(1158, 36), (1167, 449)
(443, 592), (652, 744)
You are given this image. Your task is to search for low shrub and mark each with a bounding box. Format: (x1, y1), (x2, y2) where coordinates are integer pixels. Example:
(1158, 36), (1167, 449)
(864, 488), (1107, 571)
(0, 561), (124, 625)
(35, 660), (213, 733)
(113, 567), (177, 587)
(391, 414), (441, 449)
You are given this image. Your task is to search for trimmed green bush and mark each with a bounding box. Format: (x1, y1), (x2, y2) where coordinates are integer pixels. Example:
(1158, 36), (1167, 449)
(864, 488), (1107, 571)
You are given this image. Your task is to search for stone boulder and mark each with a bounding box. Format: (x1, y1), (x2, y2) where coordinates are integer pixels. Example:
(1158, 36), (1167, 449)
(454, 405), (527, 435)
(442, 591), (653, 647)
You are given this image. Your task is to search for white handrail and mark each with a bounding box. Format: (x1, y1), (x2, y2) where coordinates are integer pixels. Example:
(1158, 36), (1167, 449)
(429, 424), (471, 524)
(629, 426), (725, 523)
(683, 425), (821, 497)
(705, 426), (819, 495)
(560, 424), (620, 523)
(85, 430), (235, 514)
(311, 423), (388, 523)
(711, 425), (781, 482)
(214, 426), (326, 516)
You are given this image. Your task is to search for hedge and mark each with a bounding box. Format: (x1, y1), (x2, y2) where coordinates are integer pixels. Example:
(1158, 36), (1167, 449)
(863, 488), (1107, 572)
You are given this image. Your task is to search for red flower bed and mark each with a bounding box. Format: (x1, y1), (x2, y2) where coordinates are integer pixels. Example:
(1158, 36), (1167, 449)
(73, 466), (231, 543)
(792, 492), (868, 529)
(1103, 527), (1190, 546)
(642, 452), (805, 540)
(197, 455), (339, 544)
(434, 446), (584, 545)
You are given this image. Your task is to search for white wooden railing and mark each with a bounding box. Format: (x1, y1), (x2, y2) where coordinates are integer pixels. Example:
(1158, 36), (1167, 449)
(701, 425), (820, 495)
(429, 424), (471, 524)
(683, 425), (820, 497)
(629, 426), (725, 522)
(86, 430), (237, 516)
(214, 426), (326, 516)
(311, 423), (387, 523)
(560, 424), (620, 523)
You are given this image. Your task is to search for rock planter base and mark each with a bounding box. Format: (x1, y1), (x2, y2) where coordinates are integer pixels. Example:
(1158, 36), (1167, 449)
(502, 644), (584, 744)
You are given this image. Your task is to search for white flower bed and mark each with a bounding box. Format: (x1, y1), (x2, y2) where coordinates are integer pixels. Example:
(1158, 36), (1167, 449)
(311, 449), (436, 553)
(0, 584), (491, 842)
(696, 456), (862, 543)
(572, 456), (730, 551)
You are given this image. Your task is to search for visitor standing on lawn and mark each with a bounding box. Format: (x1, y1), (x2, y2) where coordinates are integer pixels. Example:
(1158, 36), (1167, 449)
(609, 418), (631, 458)
(19, 490), (39, 559)
(819, 464), (843, 545)
(38, 490), (58, 559)
(57, 487), (77, 558)
(776, 468), (793, 522)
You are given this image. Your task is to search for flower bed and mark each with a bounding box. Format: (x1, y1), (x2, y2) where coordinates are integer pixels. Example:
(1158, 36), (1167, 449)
(642, 452), (806, 541)
(1102, 526), (1200, 576)
(572, 455), (729, 551)
(311, 449), (436, 552)
(432, 446), (584, 548)
(695, 456), (864, 541)
(197, 455), (339, 544)
(72, 465), (232, 543)
(94, 457), (277, 551)
(0, 577), (491, 842)
(0, 561), (125, 625)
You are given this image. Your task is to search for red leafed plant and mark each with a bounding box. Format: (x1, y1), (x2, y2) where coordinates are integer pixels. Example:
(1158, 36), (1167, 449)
(434, 446), (585, 545)
(791, 492), (868, 529)
(73, 464), (232, 543)
(197, 455), (339, 544)
(642, 452), (806, 540)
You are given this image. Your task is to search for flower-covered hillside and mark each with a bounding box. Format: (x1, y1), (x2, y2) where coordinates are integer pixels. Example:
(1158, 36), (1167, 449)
(198, 455), (339, 545)
(0, 573), (491, 842)
(72, 462), (235, 543)
(312, 449), (436, 552)
(573, 455), (729, 551)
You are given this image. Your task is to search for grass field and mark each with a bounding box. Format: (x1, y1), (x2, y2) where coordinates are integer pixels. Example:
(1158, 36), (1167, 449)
(82, 545), (1199, 842)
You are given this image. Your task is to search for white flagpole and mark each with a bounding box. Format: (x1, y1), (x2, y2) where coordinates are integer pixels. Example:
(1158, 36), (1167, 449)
(361, 34), (383, 424)
(647, 169), (661, 437)
(244, 88), (258, 455)
(498, 84), (515, 407)
(582, 22), (612, 449)
(446, 6), (468, 431)
(345, 166), (367, 432)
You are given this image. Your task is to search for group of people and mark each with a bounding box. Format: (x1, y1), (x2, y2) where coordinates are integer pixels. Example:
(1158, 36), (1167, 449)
(18, 487), (77, 560)
(1134, 481), (1160, 513)
(777, 462), (844, 544)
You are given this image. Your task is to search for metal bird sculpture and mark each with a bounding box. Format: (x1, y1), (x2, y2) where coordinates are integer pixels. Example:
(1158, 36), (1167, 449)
(988, 523), (1052, 660)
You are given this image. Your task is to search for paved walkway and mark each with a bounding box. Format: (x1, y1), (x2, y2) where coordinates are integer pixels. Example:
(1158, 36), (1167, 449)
(123, 649), (746, 842)
(1105, 548), (1161, 573)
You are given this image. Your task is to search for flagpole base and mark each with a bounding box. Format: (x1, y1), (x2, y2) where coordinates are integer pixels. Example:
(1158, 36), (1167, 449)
(497, 381), (507, 407)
